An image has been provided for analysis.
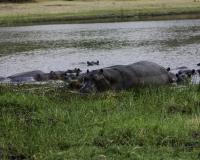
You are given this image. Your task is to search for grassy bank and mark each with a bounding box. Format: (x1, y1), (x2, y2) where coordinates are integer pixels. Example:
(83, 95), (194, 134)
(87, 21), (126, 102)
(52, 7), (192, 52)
(0, 0), (200, 26)
(0, 83), (200, 159)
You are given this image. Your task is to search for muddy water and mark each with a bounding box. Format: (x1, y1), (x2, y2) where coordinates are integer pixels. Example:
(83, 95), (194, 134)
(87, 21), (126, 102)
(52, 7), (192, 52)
(0, 19), (200, 79)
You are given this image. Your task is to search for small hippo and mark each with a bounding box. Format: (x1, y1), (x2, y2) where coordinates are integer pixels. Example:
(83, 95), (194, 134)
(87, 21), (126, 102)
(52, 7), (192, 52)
(87, 61), (99, 66)
(175, 66), (188, 70)
(35, 71), (67, 81)
(66, 68), (81, 74)
(176, 69), (196, 85)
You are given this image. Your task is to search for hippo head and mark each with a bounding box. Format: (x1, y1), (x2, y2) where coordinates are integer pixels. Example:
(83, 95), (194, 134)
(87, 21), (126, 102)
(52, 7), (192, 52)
(34, 73), (49, 81)
(49, 71), (61, 80)
(176, 69), (195, 85)
(80, 69), (111, 93)
(50, 71), (68, 80)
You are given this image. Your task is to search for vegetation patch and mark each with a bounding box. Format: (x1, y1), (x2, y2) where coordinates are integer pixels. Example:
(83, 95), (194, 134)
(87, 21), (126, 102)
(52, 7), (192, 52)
(0, 83), (200, 159)
(0, 0), (200, 26)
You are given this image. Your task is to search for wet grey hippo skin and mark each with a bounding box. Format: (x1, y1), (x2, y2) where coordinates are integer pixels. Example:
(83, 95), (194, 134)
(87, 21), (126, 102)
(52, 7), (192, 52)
(6, 69), (80, 83)
(166, 67), (177, 82)
(7, 70), (44, 82)
(80, 61), (173, 93)
(176, 69), (196, 85)
(35, 70), (81, 82)
(66, 68), (81, 74)
(87, 61), (99, 66)
(35, 71), (67, 81)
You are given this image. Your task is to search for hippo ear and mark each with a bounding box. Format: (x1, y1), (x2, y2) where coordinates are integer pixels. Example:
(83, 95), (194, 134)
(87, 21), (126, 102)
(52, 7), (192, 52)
(191, 69), (195, 75)
(99, 69), (103, 75)
(166, 67), (170, 71)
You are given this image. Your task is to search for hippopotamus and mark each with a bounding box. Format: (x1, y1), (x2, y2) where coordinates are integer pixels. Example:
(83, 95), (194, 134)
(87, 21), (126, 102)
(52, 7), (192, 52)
(35, 71), (67, 81)
(80, 61), (173, 93)
(7, 70), (68, 83)
(66, 68), (81, 74)
(87, 61), (99, 66)
(176, 69), (196, 85)
(7, 70), (45, 83)
(178, 69), (195, 75)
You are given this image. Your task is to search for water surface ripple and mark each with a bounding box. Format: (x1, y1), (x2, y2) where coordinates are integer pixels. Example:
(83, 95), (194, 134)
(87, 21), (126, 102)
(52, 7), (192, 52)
(0, 19), (200, 78)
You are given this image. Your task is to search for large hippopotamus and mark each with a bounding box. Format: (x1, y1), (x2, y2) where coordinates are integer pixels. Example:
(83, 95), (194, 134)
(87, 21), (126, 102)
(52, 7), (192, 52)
(80, 61), (173, 93)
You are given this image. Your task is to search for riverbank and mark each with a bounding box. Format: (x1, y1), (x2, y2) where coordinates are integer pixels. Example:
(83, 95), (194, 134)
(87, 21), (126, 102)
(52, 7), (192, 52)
(0, 0), (200, 26)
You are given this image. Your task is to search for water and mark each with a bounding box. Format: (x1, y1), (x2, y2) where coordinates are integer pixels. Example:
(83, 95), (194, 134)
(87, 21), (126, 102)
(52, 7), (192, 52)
(0, 19), (200, 80)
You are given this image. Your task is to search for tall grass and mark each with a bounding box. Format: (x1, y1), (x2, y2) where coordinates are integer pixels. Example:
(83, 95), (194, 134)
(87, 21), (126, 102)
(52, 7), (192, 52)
(0, 84), (200, 159)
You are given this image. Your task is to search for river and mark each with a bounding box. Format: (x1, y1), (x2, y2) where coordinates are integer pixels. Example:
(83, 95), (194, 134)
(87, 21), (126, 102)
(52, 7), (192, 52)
(0, 19), (199, 80)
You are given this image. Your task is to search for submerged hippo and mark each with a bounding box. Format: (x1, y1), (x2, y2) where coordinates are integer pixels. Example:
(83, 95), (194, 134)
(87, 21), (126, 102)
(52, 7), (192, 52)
(87, 61), (99, 66)
(176, 69), (196, 85)
(35, 71), (67, 81)
(80, 61), (173, 93)
(66, 68), (81, 74)
(7, 70), (45, 83)
(7, 70), (68, 83)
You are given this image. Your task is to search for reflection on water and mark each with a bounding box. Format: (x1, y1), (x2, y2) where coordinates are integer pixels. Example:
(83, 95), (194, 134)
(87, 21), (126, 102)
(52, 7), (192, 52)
(0, 19), (200, 80)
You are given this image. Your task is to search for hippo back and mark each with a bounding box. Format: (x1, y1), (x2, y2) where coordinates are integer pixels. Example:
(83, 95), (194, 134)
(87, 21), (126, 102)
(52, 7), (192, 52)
(7, 70), (44, 83)
(80, 61), (173, 93)
(114, 61), (172, 88)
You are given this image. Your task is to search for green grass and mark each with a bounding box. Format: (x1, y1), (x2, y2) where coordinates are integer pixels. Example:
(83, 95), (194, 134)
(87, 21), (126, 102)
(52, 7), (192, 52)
(1, 4), (200, 26)
(0, 83), (200, 159)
